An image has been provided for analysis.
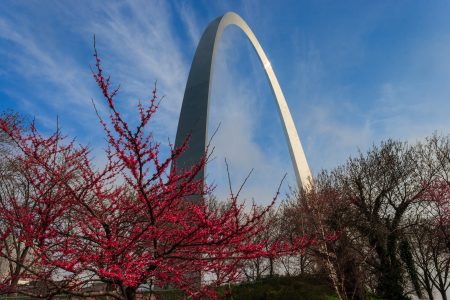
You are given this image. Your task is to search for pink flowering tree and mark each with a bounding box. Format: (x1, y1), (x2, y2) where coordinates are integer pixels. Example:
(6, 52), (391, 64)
(0, 116), (89, 295)
(0, 48), (313, 299)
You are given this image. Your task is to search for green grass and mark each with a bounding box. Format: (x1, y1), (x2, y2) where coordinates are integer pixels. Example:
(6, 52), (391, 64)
(225, 274), (337, 300)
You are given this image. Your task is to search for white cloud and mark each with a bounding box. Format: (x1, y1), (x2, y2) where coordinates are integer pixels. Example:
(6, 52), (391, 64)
(176, 2), (202, 48)
(0, 0), (198, 143)
(70, 1), (191, 137)
(0, 13), (97, 116)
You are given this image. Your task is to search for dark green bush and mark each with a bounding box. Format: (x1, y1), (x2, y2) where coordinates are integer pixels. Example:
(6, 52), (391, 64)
(227, 274), (336, 300)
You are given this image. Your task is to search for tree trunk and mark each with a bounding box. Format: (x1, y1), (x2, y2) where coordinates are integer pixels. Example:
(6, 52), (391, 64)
(124, 286), (137, 300)
(423, 275), (435, 300)
(370, 232), (407, 300)
(255, 260), (261, 279)
(377, 252), (407, 300)
(9, 246), (29, 295)
(437, 286), (448, 300)
(269, 257), (274, 277)
(9, 263), (23, 295)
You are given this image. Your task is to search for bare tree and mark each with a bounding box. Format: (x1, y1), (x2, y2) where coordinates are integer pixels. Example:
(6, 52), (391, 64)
(282, 177), (368, 300)
(409, 134), (450, 300)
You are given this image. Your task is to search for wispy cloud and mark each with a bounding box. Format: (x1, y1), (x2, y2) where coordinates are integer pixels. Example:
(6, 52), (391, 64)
(0, 8), (98, 135)
(68, 1), (192, 137)
(176, 2), (203, 48)
(0, 0), (199, 142)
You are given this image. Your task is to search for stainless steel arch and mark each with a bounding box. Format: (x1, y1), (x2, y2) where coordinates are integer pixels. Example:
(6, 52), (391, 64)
(175, 12), (312, 192)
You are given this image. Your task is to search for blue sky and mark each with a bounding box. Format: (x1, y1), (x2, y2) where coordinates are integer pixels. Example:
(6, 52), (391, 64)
(1, 1), (450, 204)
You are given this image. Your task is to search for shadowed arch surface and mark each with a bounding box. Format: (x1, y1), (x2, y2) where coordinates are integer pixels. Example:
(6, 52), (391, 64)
(175, 12), (312, 193)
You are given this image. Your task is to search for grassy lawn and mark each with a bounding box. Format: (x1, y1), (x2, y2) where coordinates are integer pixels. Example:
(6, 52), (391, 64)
(225, 274), (337, 300)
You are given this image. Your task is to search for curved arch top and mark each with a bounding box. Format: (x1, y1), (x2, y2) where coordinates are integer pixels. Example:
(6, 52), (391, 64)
(175, 12), (312, 192)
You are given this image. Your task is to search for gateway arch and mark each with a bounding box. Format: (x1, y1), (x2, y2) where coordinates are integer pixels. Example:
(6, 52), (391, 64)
(175, 12), (312, 193)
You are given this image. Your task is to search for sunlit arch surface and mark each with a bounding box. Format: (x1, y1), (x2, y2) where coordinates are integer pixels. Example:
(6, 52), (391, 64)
(175, 12), (312, 194)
